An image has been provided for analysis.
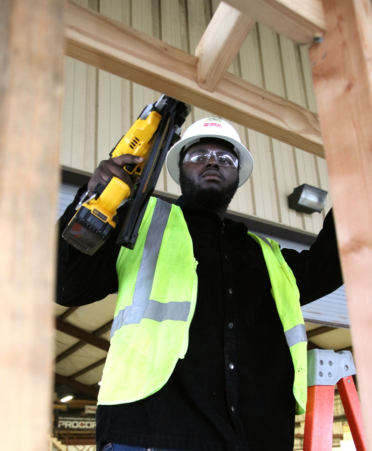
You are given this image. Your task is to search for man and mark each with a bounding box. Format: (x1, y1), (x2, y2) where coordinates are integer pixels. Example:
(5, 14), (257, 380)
(57, 118), (343, 451)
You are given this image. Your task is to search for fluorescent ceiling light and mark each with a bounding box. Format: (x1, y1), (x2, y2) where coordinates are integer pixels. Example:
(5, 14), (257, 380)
(60, 395), (74, 403)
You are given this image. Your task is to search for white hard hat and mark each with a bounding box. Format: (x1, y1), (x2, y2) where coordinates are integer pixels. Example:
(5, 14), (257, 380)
(166, 117), (254, 187)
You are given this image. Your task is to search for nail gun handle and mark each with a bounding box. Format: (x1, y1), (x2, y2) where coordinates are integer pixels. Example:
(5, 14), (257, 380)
(91, 176), (131, 218)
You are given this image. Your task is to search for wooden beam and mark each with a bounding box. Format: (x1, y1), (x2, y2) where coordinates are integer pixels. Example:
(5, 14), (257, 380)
(0, 1), (65, 450)
(65, 1), (324, 158)
(296, 414), (350, 427)
(55, 373), (99, 399)
(68, 357), (106, 380)
(56, 319), (110, 352)
(59, 438), (96, 446)
(56, 339), (87, 364)
(310, 0), (372, 448)
(58, 307), (79, 321)
(295, 434), (343, 439)
(55, 320), (112, 363)
(307, 326), (335, 338)
(307, 341), (324, 351)
(54, 399), (96, 409)
(195, 2), (255, 92)
(223, 0), (326, 44)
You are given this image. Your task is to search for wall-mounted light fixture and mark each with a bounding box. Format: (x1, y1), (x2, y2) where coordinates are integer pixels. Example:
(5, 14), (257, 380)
(288, 184), (328, 214)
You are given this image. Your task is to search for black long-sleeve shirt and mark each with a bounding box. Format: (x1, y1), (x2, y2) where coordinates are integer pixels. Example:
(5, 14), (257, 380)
(57, 188), (343, 451)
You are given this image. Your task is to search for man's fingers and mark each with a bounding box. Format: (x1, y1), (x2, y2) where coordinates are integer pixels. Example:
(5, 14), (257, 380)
(111, 154), (144, 166)
(88, 173), (108, 192)
(105, 161), (129, 181)
(87, 154), (144, 193)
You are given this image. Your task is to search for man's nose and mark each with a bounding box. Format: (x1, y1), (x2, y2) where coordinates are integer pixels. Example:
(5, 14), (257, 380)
(206, 155), (220, 167)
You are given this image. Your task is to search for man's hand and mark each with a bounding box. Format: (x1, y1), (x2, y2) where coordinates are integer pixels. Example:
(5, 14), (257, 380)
(88, 154), (144, 193)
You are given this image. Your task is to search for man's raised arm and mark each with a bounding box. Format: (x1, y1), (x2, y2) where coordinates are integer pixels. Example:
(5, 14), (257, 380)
(56, 154), (143, 307)
(282, 209), (343, 306)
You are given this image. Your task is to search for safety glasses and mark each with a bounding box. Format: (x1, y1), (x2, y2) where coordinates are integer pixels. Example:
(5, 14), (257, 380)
(183, 149), (239, 168)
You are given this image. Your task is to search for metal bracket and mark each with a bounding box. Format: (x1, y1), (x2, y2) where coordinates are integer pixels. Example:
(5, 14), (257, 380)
(75, 189), (95, 210)
(307, 349), (356, 387)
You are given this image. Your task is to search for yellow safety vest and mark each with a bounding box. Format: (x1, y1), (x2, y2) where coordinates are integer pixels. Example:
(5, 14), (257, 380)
(98, 197), (307, 414)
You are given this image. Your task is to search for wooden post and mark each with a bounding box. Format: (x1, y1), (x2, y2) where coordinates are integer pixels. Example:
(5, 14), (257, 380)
(0, 0), (65, 450)
(310, 0), (372, 448)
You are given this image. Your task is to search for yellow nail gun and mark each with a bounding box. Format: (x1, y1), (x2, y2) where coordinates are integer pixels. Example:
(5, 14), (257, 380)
(62, 95), (190, 255)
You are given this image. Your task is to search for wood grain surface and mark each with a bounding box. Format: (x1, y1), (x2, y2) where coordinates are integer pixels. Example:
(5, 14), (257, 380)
(310, 0), (372, 447)
(224, 0), (326, 44)
(0, 0), (65, 449)
(65, 1), (324, 157)
(195, 1), (255, 92)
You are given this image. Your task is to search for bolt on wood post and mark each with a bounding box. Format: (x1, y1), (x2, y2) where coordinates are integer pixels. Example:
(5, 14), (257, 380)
(0, 0), (65, 449)
(310, 0), (372, 448)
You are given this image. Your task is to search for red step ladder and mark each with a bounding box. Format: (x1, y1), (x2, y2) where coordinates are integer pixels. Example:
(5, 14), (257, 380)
(303, 349), (366, 451)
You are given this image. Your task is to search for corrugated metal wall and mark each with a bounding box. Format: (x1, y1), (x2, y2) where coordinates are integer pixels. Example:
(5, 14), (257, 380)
(60, 0), (332, 235)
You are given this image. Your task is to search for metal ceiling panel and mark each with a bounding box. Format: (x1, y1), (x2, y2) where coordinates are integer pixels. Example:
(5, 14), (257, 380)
(301, 286), (349, 328)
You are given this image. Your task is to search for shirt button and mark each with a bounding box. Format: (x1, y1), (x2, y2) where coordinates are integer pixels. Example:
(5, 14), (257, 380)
(229, 288), (233, 294)
(228, 323), (234, 329)
(231, 406), (235, 412)
(229, 363), (234, 370)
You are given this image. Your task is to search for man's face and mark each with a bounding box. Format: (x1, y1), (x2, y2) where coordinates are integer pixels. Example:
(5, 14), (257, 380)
(179, 141), (239, 210)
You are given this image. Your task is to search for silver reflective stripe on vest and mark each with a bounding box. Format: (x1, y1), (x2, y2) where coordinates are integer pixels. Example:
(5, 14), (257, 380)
(256, 234), (272, 250)
(285, 324), (307, 348)
(111, 199), (191, 338)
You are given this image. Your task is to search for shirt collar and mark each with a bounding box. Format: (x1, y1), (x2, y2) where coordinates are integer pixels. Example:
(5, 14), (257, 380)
(175, 195), (247, 230)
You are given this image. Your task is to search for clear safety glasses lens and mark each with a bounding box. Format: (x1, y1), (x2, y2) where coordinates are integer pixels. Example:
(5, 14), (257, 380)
(184, 150), (239, 168)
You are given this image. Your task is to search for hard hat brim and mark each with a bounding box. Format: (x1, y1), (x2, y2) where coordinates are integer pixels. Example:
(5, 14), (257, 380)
(166, 134), (254, 187)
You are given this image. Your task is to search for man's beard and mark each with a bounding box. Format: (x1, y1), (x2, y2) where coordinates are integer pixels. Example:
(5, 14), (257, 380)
(179, 167), (239, 211)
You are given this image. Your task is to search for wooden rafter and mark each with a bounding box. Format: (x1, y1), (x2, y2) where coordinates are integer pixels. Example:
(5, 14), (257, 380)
(307, 341), (323, 351)
(223, 0), (326, 44)
(68, 357), (106, 380)
(58, 437), (96, 446)
(56, 340), (88, 363)
(56, 320), (112, 363)
(295, 434), (343, 439)
(55, 399), (96, 409)
(310, 0), (372, 447)
(195, 2), (255, 92)
(55, 373), (99, 399)
(65, 1), (323, 157)
(306, 326), (335, 338)
(56, 319), (110, 352)
(58, 307), (79, 321)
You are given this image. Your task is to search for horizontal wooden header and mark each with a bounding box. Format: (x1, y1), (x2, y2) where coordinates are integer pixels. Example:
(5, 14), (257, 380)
(65, 1), (324, 158)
